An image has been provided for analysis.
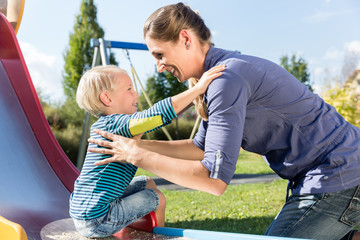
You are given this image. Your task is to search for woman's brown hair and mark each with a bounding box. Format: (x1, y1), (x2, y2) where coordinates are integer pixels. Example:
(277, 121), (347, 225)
(143, 2), (212, 45)
(188, 78), (208, 121)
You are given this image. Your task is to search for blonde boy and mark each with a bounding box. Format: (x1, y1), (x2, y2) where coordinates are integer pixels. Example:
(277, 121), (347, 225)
(70, 65), (224, 238)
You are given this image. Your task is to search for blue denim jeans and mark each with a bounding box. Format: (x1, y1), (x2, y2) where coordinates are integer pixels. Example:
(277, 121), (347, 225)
(265, 185), (360, 239)
(73, 176), (159, 238)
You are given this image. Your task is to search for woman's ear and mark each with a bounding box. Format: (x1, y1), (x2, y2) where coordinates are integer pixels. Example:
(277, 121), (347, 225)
(100, 92), (112, 107)
(179, 29), (191, 48)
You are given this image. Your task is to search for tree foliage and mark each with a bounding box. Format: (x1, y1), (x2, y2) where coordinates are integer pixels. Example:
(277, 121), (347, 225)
(138, 71), (193, 140)
(341, 51), (359, 83)
(321, 52), (360, 128)
(322, 73), (360, 128)
(139, 71), (188, 108)
(62, 0), (117, 99)
(54, 0), (116, 163)
(280, 54), (313, 92)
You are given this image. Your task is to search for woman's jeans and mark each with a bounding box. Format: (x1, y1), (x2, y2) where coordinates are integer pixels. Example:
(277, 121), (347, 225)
(265, 185), (360, 239)
(73, 176), (159, 238)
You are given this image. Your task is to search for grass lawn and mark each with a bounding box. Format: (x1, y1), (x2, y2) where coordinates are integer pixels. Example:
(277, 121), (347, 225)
(235, 150), (273, 174)
(136, 150), (287, 234)
(136, 150), (360, 234)
(163, 180), (287, 235)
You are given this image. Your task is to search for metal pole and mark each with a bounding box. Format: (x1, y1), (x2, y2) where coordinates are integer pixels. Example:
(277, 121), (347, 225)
(76, 39), (108, 170)
(189, 115), (201, 139)
(76, 111), (91, 169)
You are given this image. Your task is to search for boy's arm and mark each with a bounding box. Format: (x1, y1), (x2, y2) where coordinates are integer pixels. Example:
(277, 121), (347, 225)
(171, 65), (225, 114)
(126, 65), (225, 136)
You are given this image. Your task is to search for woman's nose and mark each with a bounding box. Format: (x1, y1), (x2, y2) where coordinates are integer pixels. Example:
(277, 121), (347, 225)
(156, 60), (165, 73)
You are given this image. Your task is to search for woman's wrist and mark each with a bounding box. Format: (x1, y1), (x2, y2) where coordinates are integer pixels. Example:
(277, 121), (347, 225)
(138, 139), (154, 152)
(129, 143), (149, 166)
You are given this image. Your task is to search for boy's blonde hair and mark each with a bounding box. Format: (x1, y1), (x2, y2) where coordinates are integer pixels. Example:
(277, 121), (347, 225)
(76, 65), (127, 117)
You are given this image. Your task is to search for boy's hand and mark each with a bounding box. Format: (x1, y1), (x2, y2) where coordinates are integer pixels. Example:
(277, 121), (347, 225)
(195, 65), (225, 94)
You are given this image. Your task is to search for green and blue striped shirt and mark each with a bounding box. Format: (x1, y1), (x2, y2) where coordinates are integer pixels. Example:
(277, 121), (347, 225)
(70, 97), (176, 220)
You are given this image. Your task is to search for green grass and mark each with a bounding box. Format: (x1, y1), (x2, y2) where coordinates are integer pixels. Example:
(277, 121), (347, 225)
(135, 149), (360, 234)
(163, 180), (287, 235)
(163, 180), (360, 234)
(235, 150), (273, 174)
(135, 149), (285, 235)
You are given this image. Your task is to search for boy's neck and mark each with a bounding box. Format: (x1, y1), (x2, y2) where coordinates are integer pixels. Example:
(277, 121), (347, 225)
(102, 108), (121, 116)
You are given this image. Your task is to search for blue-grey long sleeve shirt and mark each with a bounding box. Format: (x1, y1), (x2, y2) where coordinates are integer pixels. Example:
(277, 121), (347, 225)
(193, 47), (360, 194)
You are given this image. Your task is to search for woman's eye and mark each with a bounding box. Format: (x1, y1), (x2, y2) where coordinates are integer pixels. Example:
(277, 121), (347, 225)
(156, 53), (163, 60)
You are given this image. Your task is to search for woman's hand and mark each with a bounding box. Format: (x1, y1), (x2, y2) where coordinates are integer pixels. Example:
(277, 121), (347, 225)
(88, 129), (143, 166)
(88, 131), (228, 196)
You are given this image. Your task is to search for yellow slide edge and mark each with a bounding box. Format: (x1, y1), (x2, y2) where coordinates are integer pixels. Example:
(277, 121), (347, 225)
(0, 216), (27, 240)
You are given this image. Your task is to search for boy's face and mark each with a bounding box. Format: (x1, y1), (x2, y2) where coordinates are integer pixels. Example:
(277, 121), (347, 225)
(109, 73), (139, 115)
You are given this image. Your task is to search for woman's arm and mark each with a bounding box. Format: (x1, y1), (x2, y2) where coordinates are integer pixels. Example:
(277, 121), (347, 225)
(139, 139), (204, 160)
(88, 129), (227, 196)
(136, 150), (227, 196)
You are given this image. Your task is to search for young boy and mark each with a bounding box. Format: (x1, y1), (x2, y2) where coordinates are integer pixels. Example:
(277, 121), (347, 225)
(70, 64), (225, 238)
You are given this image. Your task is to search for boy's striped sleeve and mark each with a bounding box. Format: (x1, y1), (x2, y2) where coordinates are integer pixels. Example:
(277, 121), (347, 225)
(128, 97), (177, 136)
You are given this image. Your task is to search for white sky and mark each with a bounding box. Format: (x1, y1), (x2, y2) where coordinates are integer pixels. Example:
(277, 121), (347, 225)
(16, 0), (360, 103)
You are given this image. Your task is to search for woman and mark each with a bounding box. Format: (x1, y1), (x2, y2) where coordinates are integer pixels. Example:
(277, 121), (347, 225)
(88, 3), (360, 239)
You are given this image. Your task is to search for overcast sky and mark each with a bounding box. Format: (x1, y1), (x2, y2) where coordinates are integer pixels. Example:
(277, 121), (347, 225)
(16, 0), (360, 103)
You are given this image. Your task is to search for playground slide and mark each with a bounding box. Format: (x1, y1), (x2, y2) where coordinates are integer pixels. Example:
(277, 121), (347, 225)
(0, 12), (79, 239)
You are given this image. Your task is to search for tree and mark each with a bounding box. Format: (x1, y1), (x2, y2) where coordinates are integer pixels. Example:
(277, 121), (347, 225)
(56, 0), (117, 163)
(62, 0), (117, 98)
(140, 70), (188, 107)
(341, 50), (359, 84)
(322, 84), (359, 128)
(280, 55), (313, 92)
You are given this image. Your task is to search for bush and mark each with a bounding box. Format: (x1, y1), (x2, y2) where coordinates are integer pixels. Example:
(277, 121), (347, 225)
(51, 124), (82, 165)
(323, 85), (360, 128)
(41, 95), (89, 165)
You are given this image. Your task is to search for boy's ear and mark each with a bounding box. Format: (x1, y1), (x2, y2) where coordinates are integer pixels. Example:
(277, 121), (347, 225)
(100, 92), (112, 107)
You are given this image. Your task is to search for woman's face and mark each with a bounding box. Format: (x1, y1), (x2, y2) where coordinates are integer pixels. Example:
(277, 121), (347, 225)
(145, 35), (195, 83)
